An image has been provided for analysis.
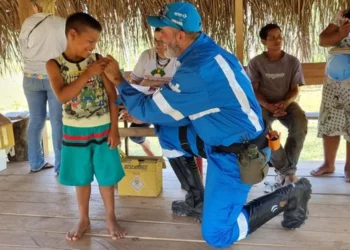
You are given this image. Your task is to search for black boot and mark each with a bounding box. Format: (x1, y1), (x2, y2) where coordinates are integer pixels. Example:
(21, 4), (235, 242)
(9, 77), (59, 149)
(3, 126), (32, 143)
(169, 157), (190, 192)
(168, 156), (204, 221)
(244, 177), (312, 234)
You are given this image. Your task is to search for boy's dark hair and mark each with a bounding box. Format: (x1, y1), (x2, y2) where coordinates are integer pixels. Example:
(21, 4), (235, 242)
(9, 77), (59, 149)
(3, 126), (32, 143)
(65, 12), (102, 35)
(155, 27), (161, 32)
(343, 9), (350, 19)
(259, 23), (281, 40)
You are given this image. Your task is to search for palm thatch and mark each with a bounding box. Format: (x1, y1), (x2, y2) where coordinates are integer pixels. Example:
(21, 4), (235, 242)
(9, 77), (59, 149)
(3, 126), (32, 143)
(246, 0), (349, 62)
(0, 0), (349, 75)
(0, 0), (20, 75)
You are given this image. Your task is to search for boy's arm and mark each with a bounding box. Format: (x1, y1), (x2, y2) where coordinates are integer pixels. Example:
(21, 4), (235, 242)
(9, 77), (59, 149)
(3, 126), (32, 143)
(46, 59), (106, 103)
(102, 72), (120, 149)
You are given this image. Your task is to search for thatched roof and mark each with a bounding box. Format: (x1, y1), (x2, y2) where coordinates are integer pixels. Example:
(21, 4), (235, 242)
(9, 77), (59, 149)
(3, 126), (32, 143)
(0, 0), (349, 75)
(1, 0), (20, 75)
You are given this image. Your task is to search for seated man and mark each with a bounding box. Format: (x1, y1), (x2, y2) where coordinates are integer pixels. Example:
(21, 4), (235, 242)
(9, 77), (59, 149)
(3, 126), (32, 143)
(246, 23), (308, 191)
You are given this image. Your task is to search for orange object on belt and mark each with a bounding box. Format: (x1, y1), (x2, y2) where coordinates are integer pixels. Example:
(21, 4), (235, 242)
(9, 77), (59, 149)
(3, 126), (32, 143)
(266, 130), (281, 151)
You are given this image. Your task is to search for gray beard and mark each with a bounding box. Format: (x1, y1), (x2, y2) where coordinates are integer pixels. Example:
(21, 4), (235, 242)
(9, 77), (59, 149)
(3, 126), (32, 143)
(164, 45), (179, 58)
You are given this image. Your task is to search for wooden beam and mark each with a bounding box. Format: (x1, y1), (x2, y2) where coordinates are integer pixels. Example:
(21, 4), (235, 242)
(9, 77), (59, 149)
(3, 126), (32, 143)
(119, 128), (156, 138)
(234, 0), (244, 63)
(301, 62), (326, 85)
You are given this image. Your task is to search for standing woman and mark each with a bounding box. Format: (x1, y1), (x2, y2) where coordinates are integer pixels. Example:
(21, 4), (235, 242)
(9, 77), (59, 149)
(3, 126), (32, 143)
(19, 0), (66, 173)
(311, 10), (350, 182)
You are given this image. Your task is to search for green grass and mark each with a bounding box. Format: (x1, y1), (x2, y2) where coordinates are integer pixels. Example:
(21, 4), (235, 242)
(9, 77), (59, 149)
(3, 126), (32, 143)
(1, 75), (346, 160)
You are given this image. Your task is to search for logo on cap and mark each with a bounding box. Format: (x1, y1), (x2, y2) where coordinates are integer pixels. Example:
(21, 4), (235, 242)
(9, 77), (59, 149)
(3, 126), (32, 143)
(172, 19), (183, 26)
(174, 12), (187, 18)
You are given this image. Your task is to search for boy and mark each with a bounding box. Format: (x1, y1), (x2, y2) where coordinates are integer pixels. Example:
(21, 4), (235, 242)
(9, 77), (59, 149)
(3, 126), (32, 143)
(46, 12), (126, 241)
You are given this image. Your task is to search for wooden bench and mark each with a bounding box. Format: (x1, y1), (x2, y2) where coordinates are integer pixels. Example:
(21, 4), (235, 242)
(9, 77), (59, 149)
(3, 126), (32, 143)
(118, 120), (155, 156)
(119, 127), (155, 137)
(301, 63), (325, 85)
(305, 112), (320, 120)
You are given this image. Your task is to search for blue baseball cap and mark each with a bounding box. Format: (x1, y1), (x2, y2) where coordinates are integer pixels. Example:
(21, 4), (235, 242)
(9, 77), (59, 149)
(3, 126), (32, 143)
(146, 2), (202, 32)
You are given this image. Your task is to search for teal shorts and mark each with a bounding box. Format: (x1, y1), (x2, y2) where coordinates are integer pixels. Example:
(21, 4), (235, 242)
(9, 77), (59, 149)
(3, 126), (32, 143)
(59, 123), (125, 186)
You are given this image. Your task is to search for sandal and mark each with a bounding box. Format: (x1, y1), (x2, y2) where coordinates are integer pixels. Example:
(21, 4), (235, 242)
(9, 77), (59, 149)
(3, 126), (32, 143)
(31, 162), (54, 172)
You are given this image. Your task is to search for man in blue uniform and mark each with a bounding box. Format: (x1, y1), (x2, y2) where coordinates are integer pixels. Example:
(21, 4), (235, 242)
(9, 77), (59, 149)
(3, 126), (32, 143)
(105, 2), (312, 248)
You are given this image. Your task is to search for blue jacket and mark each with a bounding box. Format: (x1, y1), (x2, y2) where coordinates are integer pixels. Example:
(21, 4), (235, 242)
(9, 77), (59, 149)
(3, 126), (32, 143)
(118, 33), (264, 146)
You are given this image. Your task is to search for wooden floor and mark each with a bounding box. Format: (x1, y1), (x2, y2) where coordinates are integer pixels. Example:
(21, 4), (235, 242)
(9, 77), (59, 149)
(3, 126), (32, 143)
(0, 159), (349, 250)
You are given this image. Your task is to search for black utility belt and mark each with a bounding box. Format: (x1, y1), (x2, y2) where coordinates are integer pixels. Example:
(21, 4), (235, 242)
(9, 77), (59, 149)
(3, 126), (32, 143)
(214, 123), (270, 185)
(214, 125), (269, 154)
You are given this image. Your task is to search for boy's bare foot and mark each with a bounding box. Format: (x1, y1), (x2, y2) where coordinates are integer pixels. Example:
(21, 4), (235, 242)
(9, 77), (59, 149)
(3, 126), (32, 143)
(345, 165), (350, 183)
(310, 164), (335, 176)
(106, 216), (127, 240)
(66, 219), (90, 241)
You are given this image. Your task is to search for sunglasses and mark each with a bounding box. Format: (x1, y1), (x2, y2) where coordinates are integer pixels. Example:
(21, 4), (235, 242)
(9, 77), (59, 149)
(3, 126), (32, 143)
(158, 5), (184, 31)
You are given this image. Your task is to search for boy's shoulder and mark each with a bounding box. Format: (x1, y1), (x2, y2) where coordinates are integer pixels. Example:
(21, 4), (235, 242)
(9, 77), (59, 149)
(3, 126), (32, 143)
(52, 53), (97, 67)
(52, 54), (64, 63)
(46, 54), (63, 69)
(47, 54), (66, 73)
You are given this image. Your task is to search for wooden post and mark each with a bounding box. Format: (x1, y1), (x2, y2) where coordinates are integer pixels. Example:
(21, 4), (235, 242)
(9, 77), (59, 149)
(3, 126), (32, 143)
(123, 120), (129, 156)
(234, 0), (244, 63)
(18, 0), (34, 26)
